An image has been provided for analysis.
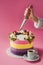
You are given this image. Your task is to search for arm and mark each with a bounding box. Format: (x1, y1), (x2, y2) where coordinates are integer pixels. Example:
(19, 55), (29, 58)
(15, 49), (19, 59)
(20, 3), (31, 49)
(33, 17), (43, 28)
(24, 5), (43, 28)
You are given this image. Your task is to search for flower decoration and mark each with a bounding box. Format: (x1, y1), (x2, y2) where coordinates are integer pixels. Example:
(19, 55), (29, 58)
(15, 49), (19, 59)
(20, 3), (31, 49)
(9, 30), (35, 42)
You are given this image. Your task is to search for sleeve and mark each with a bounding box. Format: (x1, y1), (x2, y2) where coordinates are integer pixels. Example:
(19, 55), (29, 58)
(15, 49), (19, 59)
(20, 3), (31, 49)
(34, 17), (43, 28)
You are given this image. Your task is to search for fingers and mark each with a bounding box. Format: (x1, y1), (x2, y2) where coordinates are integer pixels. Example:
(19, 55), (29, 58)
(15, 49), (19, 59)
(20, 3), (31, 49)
(24, 5), (33, 19)
(24, 8), (31, 19)
(24, 8), (29, 16)
(29, 5), (33, 9)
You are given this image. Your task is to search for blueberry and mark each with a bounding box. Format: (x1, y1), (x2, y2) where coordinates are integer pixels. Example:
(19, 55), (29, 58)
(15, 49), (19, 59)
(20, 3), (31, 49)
(24, 30), (27, 32)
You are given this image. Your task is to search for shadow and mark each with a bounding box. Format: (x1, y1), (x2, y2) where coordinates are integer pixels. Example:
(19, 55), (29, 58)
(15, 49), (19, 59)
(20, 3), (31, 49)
(25, 48), (43, 63)
(25, 58), (41, 63)
(36, 48), (43, 59)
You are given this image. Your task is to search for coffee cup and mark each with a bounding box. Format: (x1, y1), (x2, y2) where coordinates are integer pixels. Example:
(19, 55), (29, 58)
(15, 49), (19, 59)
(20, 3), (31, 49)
(27, 49), (37, 59)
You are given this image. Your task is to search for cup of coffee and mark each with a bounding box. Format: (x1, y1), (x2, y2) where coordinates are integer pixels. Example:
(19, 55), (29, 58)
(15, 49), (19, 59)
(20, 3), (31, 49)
(27, 49), (37, 59)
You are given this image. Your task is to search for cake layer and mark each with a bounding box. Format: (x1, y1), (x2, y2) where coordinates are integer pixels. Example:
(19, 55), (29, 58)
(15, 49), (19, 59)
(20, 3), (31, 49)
(10, 41), (33, 49)
(10, 40), (29, 44)
(11, 48), (28, 55)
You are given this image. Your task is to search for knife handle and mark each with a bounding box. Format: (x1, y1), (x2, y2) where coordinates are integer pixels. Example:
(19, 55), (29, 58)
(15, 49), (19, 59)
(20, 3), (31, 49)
(24, 5), (33, 19)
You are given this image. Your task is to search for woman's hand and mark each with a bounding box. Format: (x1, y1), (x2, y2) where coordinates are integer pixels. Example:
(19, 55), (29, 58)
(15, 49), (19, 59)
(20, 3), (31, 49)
(24, 5), (33, 19)
(24, 5), (38, 22)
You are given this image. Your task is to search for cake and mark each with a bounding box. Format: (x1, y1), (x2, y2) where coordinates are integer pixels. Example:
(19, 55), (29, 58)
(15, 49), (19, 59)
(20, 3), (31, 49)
(9, 30), (35, 56)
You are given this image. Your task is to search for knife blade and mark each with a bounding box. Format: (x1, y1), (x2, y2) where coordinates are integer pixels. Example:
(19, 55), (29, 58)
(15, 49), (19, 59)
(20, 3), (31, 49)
(19, 18), (27, 30)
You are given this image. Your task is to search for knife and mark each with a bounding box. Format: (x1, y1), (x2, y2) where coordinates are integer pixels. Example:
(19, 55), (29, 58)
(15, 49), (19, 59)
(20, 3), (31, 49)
(19, 5), (33, 30)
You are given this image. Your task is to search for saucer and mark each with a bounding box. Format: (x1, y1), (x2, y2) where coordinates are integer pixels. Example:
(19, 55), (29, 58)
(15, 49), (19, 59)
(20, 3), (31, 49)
(23, 54), (40, 61)
(6, 48), (24, 58)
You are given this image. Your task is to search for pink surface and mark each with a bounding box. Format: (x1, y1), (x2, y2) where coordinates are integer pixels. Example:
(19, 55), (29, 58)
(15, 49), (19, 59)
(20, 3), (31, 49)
(13, 40), (29, 44)
(0, 0), (43, 65)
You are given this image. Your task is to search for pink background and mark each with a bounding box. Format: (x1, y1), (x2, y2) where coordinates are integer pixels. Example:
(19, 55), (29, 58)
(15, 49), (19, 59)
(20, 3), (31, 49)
(0, 0), (43, 65)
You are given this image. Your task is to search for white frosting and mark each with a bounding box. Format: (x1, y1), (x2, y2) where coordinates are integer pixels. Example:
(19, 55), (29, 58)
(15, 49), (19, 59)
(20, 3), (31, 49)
(17, 34), (27, 40)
